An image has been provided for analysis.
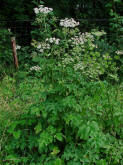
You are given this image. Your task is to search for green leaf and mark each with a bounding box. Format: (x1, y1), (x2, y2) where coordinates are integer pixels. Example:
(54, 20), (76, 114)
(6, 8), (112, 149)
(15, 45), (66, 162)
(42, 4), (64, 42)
(78, 125), (90, 140)
(13, 130), (21, 139)
(34, 122), (42, 134)
(54, 158), (63, 165)
(55, 133), (63, 141)
(51, 147), (60, 155)
(32, 57), (40, 62)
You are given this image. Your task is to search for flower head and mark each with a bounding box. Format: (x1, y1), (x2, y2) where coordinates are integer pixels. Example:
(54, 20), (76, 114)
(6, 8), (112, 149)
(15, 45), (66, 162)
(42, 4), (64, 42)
(46, 37), (60, 45)
(30, 65), (41, 71)
(8, 28), (11, 32)
(16, 45), (21, 50)
(70, 32), (94, 45)
(34, 5), (53, 14)
(36, 42), (51, 53)
(60, 18), (80, 28)
(116, 50), (123, 55)
(34, 8), (39, 14)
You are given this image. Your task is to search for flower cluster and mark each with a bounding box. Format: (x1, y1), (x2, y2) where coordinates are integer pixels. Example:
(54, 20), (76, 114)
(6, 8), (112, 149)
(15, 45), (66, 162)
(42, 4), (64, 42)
(30, 65), (41, 71)
(71, 35), (85, 45)
(84, 32), (94, 41)
(33, 37), (60, 53)
(46, 37), (60, 45)
(8, 28), (11, 32)
(16, 45), (21, 50)
(37, 42), (50, 53)
(74, 63), (84, 71)
(116, 50), (123, 55)
(34, 5), (53, 14)
(60, 18), (80, 28)
(70, 32), (94, 45)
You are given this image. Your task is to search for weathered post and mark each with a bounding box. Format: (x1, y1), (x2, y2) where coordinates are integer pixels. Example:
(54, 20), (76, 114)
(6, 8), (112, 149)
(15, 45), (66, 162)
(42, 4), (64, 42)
(11, 37), (19, 69)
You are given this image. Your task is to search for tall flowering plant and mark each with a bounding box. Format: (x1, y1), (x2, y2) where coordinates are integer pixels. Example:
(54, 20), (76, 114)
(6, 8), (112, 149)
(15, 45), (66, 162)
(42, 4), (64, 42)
(4, 3), (122, 165)
(30, 2), (119, 81)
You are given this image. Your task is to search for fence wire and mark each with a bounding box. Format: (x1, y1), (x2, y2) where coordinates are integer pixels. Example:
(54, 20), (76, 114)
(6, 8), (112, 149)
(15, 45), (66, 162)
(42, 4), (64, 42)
(0, 19), (122, 46)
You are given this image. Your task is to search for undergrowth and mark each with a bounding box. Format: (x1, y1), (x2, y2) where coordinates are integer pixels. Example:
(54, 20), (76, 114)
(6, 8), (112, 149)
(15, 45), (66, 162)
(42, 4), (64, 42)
(0, 73), (123, 165)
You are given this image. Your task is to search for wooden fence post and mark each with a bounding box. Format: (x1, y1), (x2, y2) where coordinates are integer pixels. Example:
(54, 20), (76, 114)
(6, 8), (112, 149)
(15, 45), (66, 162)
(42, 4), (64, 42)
(11, 37), (19, 69)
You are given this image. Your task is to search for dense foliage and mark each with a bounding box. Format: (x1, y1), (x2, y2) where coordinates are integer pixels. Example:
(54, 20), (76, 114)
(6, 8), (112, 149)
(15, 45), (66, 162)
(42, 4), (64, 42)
(0, 75), (123, 164)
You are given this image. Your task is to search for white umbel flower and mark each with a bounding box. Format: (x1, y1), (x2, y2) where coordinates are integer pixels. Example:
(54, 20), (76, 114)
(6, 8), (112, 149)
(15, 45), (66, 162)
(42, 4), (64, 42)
(116, 50), (123, 55)
(16, 45), (21, 50)
(45, 37), (60, 45)
(34, 8), (39, 14)
(70, 32), (94, 45)
(55, 39), (60, 45)
(39, 49), (44, 53)
(37, 44), (41, 49)
(30, 65), (41, 71)
(36, 42), (51, 53)
(71, 35), (85, 45)
(34, 5), (53, 14)
(8, 28), (11, 32)
(60, 18), (80, 28)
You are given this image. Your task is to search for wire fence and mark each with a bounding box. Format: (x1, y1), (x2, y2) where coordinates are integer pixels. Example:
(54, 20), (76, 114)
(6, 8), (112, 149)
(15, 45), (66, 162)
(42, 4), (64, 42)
(0, 19), (122, 46)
